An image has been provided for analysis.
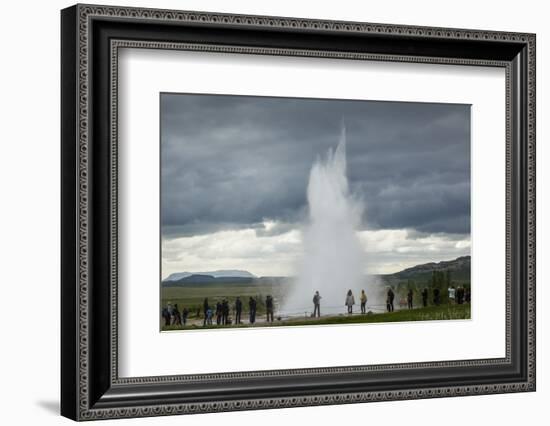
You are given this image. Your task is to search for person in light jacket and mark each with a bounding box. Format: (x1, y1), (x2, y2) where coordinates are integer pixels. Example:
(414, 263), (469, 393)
(360, 290), (368, 314)
(345, 289), (355, 314)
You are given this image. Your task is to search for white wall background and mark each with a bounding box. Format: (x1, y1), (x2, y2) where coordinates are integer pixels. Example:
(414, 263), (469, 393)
(0, 0), (546, 424)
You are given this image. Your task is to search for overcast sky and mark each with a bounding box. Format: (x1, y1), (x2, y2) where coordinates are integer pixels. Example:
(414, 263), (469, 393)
(161, 93), (471, 278)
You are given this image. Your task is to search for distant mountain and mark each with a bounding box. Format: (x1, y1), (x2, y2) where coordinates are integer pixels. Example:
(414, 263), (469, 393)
(162, 270), (263, 287)
(385, 256), (471, 282)
(164, 270), (256, 282)
(162, 257), (470, 288)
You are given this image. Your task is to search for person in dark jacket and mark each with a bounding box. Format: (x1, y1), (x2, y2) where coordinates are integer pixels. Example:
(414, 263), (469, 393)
(173, 304), (182, 326)
(181, 307), (189, 326)
(407, 289), (414, 309)
(265, 295), (274, 323)
(457, 286), (465, 305)
(235, 297), (242, 324)
(422, 288), (429, 307)
(161, 307), (171, 327)
(203, 298), (210, 326)
(313, 291), (321, 317)
(249, 297), (257, 324)
(433, 288), (441, 306)
(215, 301), (222, 325)
(387, 288), (395, 312)
(222, 299), (229, 325)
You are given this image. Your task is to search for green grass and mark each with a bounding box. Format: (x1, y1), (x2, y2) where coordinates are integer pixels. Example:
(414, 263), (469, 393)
(161, 283), (287, 317)
(283, 304), (470, 326)
(161, 303), (470, 331)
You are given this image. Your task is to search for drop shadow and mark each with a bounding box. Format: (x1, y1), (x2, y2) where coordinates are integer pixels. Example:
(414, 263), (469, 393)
(36, 400), (59, 415)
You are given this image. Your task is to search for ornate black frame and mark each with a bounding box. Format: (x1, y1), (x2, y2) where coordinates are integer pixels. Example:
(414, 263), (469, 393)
(61, 4), (536, 421)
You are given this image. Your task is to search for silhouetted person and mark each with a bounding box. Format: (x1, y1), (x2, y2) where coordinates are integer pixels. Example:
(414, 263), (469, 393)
(216, 301), (222, 325)
(465, 287), (471, 304)
(313, 291), (321, 317)
(387, 288), (395, 312)
(173, 304), (182, 325)
(182, 307), (188, 326)
(203, 298), (210, 326)
(360, 290), (367, 314)
(161, 307), (171, 327)
(345, 289), (355, 314)
(433, 288), (441, 306)
(222, 299), (229, 325)
(266, 295), (274, 323)
(407, 289), (413, 309)
(422, 288), (429, 307)
(235, 297), (242, 324)
(249, 297), (257, 324)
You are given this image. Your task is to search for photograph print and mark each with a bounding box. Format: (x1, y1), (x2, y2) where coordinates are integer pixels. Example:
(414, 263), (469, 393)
(160, 93), (472, 331)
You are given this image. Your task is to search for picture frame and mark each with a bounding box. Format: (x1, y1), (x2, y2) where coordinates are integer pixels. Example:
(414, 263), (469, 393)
(61, 3), (536, 421)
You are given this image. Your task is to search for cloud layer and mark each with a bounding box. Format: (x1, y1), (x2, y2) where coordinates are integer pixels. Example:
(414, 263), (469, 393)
(161, 94), (470, 237)
(162, 222), (471, 278)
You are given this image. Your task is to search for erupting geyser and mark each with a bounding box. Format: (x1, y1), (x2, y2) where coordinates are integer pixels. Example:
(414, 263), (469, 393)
(283, 124), (366, 316)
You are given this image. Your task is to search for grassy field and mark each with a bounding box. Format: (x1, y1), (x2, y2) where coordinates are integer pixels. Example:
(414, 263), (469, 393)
(161, 283), (287, 318)
(161, 303), (470, 331)
(283, 304), (471, 326)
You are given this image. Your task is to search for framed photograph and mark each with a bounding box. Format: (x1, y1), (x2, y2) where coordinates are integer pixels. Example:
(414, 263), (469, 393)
(61, 4), (536, 421)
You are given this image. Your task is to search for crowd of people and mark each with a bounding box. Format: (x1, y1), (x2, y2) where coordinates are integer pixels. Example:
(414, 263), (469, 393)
(161, 303), (189, 327)
(161, 295), (276, 328)
(161, 284), (471, 328)
(447, 285), (471, 305)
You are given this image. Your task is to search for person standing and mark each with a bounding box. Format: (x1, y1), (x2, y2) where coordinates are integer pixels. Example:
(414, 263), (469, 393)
(235, 297), (242, 324)
(161, 307), (171, 327)
(173, 304), (182, 326)
(448, 285), (456, 304)
(265, 295), (274, 323)
(433, 288), (441, 306)
(313, 291), (321, 317)
(215, 301), (222, 325)
(249, 297), (257, 324)
(167, 302), (174, 325)
(387, 288), (395, 312)
(407, 289), (414, 309)
(203, 298), (210, 326)
(345, 290), (355, 314)
(222, 299), (229, 325)
(182, 307), (188, 326)
(360, 290), (367, 314)
(422, 288), (429, 307)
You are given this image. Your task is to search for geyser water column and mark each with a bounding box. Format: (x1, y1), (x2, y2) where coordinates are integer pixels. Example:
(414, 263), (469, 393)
(283, 125), (366, 316)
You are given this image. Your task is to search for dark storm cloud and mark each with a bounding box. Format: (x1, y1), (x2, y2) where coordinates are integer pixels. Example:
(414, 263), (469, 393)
(161, 93), (470, 237)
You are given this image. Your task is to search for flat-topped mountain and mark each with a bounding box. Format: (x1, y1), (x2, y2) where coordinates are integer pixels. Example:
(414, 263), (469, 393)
(164, 270), (256, 282)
